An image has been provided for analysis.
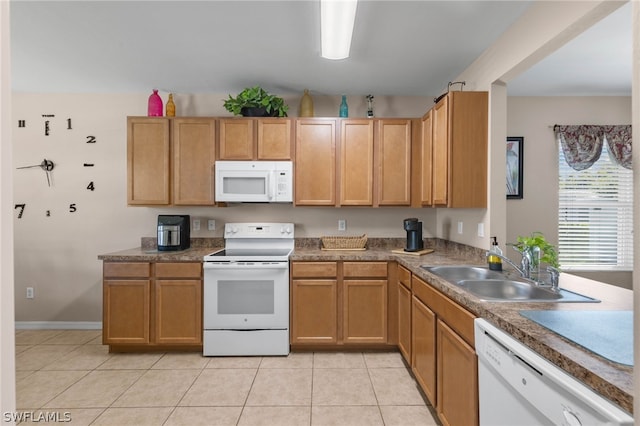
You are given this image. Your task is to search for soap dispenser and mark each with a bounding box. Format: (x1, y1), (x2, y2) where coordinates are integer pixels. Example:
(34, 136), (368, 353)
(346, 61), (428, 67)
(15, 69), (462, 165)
(488, 236), (503, 271)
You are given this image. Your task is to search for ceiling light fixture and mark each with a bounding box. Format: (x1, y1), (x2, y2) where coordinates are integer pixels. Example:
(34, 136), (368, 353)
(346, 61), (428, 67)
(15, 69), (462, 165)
(320, 0), (358, 60)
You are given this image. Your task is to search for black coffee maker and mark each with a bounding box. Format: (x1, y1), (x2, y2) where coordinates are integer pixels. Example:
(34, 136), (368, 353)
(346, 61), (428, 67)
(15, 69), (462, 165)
(403, 218), (423, 252)
(157, 215), (190, 251)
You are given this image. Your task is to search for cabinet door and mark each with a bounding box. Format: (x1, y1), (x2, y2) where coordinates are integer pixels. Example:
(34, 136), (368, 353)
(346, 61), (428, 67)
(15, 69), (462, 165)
(172, 118), (216, 205)
(420, 110), (433, 205)
(154, 279), (202, 345)
(291, 279), (338, 344)
(432, 96), (449, 206)
(257, 119), (293, 160)
(103, 279), (150, 344)
(219, 119), (254, 160)
(340, 120), (374, 206)
(295, 119), (337, 205)
(377, 119), (411, 205)
(398, 281), (412, 363)
(127, 117), (170, 205)
(448, 91), (488, 208)
(343, 279), (387, 344)
(437, 319), (478, 426)
(412, 295), (436, 406)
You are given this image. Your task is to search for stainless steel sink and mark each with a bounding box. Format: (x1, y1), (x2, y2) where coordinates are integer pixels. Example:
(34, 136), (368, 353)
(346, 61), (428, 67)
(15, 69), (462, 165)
(422, 265), (507, 281)
(457, 279), (563, 301)
(422, 265), (599, 303)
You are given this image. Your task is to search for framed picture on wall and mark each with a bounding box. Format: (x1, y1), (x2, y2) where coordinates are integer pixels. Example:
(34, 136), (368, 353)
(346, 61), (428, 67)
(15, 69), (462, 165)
(506, 136), (523, 199)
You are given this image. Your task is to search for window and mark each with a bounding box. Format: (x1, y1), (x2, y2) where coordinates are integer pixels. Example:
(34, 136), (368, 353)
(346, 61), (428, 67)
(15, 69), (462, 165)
(558, 139), (633, 270)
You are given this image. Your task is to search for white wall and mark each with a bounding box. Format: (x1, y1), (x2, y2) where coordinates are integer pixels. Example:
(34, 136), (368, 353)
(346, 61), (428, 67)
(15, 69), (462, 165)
(12, 92), (446, 323)
(451, 0), (628, 254)
(507, 96), (632, 288)
(1, 0), (16, 419)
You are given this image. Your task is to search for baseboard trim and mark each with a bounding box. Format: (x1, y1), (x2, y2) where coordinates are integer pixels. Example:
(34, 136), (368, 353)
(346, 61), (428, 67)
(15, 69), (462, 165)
(15, 321), (102, 330)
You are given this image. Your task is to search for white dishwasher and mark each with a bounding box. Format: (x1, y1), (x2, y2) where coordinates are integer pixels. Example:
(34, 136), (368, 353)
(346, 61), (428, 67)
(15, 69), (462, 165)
(474, 319), (633, 426)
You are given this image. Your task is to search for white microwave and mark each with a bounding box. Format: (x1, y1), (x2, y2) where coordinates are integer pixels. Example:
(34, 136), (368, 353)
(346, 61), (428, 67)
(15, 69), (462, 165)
(214, 161), (293, 203)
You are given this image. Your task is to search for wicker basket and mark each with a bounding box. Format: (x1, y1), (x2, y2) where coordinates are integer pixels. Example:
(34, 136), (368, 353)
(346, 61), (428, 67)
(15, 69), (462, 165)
(321, 234), (368, 250)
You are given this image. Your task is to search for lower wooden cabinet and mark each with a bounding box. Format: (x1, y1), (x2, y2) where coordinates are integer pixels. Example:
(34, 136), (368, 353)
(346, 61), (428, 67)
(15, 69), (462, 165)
(411, 274), (478, 426)
(103, 261), (202, 351)
(397, 265), (412, 362)
(291, 279), (338, 344)
(343, 278), (387, 344)
(437, 319), (479, 426)
(103, 278), (151, 344)
(411, 295), (436, 405)
(290, 261), (389, 348)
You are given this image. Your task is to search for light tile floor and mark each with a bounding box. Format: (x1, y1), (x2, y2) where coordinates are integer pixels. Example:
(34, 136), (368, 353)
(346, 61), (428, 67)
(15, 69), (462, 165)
(15, 330), (440, 426)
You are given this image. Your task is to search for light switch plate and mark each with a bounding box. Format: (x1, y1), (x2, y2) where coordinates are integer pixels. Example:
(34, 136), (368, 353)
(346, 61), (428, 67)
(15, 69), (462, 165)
(477, 223), (485, 237)
(457, 221), (463, 234)
(208, 219), (216, 231)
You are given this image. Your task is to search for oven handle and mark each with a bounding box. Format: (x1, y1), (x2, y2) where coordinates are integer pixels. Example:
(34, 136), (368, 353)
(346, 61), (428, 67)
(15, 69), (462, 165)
(203, 262), (289, 270)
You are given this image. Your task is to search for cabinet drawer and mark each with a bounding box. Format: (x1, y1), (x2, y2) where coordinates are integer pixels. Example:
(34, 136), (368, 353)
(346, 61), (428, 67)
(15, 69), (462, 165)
(343, 262), (387, 278)
(412, 276), (476, 346)
(104, 262), (150, 278)
(291, 262), (337, 278)
(155, 262), (202, 279)
(398, 265), (411, 289)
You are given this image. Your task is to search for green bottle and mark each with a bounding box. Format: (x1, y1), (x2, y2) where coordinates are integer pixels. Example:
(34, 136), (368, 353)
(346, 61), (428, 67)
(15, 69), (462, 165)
(339, 95), (348, 117)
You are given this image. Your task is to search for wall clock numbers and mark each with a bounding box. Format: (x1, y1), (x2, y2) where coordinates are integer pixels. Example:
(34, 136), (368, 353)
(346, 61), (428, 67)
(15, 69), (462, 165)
(14, 115), (97, 220)
(14, 204), (26, 218)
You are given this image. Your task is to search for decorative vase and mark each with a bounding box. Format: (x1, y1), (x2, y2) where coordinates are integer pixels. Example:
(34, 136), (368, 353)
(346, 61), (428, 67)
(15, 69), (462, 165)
(165, 93), (176, 117)
(300, 89), (314, 117)
(148, 89), (163, 117)
(339, 95), (348, 117)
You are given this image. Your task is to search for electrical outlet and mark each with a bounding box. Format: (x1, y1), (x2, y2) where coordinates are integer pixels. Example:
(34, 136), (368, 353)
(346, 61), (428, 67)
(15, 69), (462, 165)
(338, 219), (346, 231)
(193, 219), (201, 231)
(26, 287), (34, 299)
(477, 223), (485, 238)
(208, 219), (216, 231)
(457, 221), (463, 234)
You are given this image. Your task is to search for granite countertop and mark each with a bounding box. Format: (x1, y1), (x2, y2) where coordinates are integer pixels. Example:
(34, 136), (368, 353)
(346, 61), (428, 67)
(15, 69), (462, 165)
(98, 240), (633, 413)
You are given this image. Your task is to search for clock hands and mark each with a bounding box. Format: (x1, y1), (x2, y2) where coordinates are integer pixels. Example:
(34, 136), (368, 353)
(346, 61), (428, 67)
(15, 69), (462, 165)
(17, 158), (55, 187)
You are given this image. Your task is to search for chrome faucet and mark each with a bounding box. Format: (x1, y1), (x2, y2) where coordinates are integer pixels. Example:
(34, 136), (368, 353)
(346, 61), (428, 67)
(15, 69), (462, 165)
(484, 246), (531, 279)
(485, 247), (561, 291)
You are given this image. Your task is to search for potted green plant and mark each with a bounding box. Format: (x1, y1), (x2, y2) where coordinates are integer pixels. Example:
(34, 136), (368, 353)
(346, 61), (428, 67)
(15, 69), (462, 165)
(514, 232), (560, 269)
(223, 86), (289, 117)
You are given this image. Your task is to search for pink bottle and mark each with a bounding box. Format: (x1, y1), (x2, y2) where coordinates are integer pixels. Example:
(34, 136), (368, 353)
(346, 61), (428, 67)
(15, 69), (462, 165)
(148, 89), (163, 116)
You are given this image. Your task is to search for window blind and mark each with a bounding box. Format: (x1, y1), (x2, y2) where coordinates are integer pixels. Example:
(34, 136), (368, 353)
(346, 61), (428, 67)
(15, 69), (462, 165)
(558, 139), (633, 270)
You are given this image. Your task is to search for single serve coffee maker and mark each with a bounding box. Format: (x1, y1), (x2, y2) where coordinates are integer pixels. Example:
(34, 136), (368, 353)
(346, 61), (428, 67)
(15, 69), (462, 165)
(157, 215), (190, 251)
(403, 218), (423, 252)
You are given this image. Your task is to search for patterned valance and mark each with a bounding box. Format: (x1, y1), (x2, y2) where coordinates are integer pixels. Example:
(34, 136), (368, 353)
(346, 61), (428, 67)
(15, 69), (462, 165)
(554, 125), (632, 170)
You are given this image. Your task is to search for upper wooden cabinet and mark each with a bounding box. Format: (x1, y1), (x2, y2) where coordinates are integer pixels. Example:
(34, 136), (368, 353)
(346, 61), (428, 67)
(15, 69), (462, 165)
(376, 119), (412, 206)
(340, 120), (374, 206)
(419, 110), (433, 206)
(431, 91), (488, 208)
(337, 118), (412, 207)
(218, 118), (293, 160)
(127, 117), (171, 205)
(295, 119), (337, 205)
(127, 117), (216, 206)
(172, 118), (216, 205)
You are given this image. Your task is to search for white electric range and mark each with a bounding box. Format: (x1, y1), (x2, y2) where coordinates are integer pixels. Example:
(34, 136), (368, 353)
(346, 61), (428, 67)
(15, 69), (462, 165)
(202, 222), (294, 356)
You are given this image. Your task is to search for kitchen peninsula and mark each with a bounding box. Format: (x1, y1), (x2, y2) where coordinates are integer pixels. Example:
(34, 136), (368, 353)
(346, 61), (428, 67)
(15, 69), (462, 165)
(99, 237), (633, 418)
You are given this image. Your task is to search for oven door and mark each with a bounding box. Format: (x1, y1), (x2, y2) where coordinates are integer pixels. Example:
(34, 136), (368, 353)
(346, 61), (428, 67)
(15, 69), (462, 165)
(203, 261), (289, 330)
